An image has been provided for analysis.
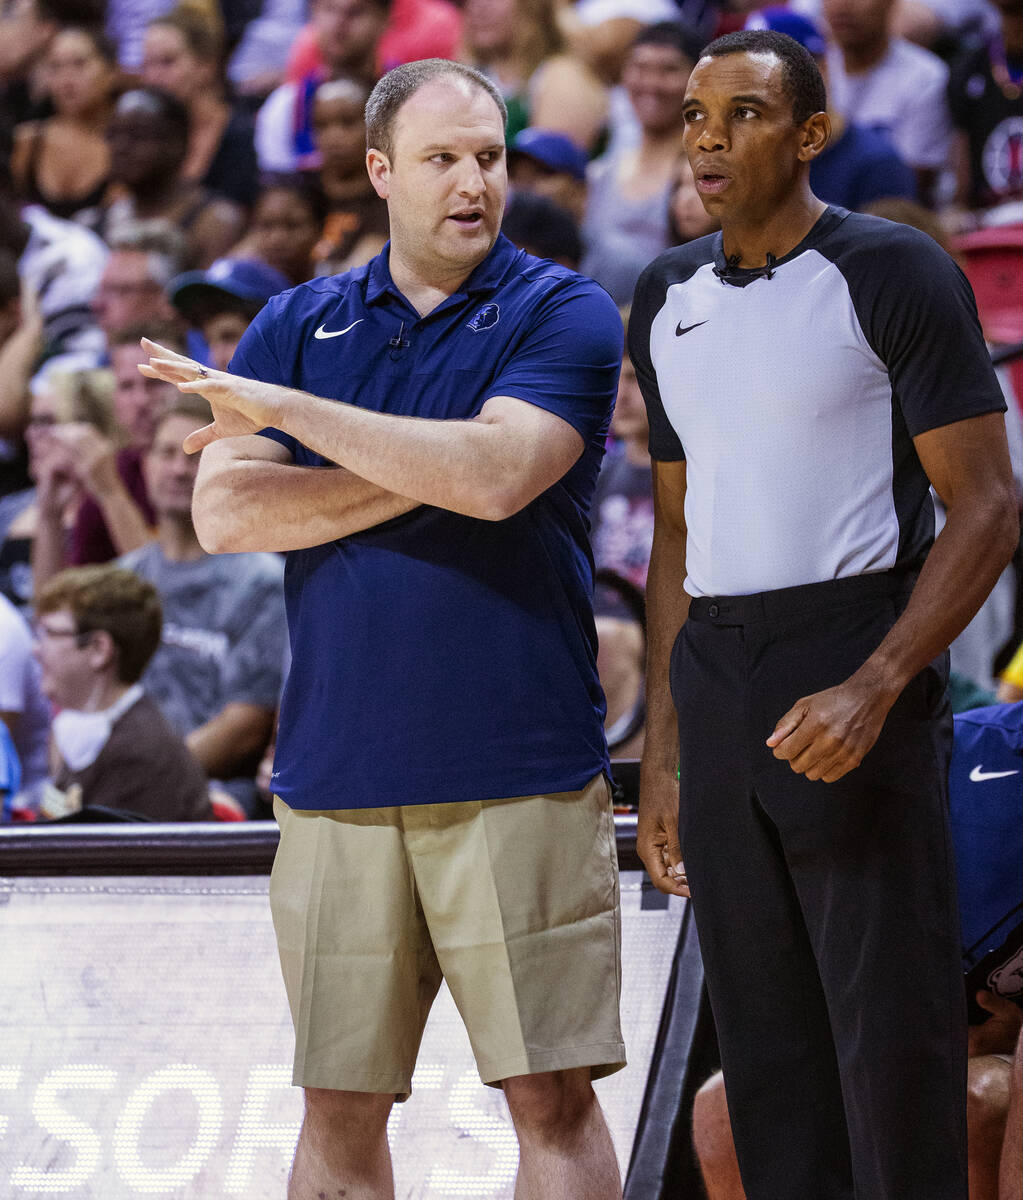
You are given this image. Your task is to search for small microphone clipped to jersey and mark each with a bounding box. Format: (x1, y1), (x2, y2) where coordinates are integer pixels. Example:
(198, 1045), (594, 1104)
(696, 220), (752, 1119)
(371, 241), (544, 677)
(713, 251), (778, 287)
(388, 321), (410, 349)
(712, 253), (743, 282)
(388, 321), (411, 359)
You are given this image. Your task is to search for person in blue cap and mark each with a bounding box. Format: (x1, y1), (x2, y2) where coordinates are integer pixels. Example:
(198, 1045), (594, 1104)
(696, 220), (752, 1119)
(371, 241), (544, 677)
(508, 127), (590, 221)
(168, 257), (292, 372)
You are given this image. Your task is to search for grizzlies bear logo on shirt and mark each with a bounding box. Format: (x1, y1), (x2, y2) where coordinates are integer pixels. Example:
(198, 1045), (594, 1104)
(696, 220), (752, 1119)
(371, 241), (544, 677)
(467, 303), (499, 332)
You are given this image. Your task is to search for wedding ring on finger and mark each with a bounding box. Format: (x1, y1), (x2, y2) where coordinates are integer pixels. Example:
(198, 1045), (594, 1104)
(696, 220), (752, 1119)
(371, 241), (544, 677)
(194, 365), (208, 380)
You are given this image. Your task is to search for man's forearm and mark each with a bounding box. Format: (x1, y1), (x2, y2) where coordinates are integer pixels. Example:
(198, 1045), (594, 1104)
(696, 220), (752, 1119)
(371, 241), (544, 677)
(857, 496), (1018, 701)
(642, 518), (689, 778)
(147, 343), (583, 523)
(186, 702), (275, 778)
(30, 507), (68, 593)
(767, 417), (1018, 780)
(193, 453), (420, 553)
(268, 390), (566, 521)
(92, 479), (153, 554)
(637, 462), (691, 896)
(0, 316), (42, 439)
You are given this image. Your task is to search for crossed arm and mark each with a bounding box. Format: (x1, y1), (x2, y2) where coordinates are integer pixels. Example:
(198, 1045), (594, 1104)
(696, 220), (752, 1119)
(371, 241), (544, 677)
(141, 340), (586, 553)
(191, 437), (422, 553)
(639, 413), (1019, 897)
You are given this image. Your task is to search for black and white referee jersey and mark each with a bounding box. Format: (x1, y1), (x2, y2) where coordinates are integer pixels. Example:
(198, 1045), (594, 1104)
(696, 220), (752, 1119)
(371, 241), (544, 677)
(628, 206), (1007, 599)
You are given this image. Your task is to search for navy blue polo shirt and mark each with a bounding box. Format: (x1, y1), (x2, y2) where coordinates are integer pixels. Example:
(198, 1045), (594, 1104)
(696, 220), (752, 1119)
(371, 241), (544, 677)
(950, 702), (1023, 1012)
(230, 235), (622, 810)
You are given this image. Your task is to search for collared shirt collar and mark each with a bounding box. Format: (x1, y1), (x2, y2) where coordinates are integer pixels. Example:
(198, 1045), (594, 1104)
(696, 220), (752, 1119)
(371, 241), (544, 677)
(364, 235), (519, 308)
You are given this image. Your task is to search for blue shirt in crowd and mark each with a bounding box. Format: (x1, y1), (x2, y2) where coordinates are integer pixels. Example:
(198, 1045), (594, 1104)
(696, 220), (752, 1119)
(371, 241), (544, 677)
(231, 235), (622, 810)
(811, 123), (917, 212)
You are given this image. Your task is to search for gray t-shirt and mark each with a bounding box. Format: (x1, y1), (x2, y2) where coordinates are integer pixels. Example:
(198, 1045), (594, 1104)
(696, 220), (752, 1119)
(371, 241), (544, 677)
(119, 542), (287, 748)
(824, 39), (952, 172)
(581, 153), (672, 306)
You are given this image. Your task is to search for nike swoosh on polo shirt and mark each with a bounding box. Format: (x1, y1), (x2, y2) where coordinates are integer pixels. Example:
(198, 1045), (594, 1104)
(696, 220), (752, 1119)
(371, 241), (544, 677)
(969, 765), (1020, 782)
(314, 320), (364, 339)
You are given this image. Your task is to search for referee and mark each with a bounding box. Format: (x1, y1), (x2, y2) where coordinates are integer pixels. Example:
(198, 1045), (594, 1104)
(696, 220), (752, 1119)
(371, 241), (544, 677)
(630, 30), (1018, 1200)
(143, 60), (625, 1200)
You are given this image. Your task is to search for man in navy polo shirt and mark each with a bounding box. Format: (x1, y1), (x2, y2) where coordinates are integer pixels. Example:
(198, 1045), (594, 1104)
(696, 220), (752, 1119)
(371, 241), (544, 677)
(141, 58), (625, 1200)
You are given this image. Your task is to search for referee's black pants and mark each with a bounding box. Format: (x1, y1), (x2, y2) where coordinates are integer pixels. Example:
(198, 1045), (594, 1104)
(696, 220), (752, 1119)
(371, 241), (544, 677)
(671, 571), (967, 1200)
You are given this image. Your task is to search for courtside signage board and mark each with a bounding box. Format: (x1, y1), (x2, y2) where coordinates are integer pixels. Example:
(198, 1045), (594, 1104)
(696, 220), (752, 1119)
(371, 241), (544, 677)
(0, 873), (682, 1198)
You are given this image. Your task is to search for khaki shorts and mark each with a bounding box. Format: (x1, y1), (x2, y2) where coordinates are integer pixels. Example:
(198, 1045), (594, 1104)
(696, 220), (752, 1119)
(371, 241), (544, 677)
(269, 773), (625, 1098)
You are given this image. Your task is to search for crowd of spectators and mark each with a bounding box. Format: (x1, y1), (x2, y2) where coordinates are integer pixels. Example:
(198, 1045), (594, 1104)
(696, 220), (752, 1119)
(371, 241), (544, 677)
(2, 0), (1023, 826)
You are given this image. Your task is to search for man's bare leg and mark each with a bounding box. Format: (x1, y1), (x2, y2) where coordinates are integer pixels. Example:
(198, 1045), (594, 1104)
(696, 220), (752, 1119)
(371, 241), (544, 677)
(288, 1088), (395, 1200)
(696, 1056), (1021, 1200)
(1001, 1024), (1023, 1200)
(503, 1067), (621, 1200)
(968, 1056), (1012, 1200)
(692, 1072), (746, 1200)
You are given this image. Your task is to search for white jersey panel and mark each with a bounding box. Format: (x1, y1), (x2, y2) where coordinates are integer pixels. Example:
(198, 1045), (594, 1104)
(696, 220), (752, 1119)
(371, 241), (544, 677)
(649, 251), (899, 597)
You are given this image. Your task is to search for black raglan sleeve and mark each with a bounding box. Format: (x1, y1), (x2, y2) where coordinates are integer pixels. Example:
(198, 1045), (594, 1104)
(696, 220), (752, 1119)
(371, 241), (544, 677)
(836, 219), (1006, 438)
(629, 261), (686, 462)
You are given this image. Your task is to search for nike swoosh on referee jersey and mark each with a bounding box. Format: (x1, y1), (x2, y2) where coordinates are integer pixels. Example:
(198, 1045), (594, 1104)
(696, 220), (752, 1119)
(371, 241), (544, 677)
(969, 765), (1020, 782)
(676, 320), (708, 337)
(314, 319), (364, 339)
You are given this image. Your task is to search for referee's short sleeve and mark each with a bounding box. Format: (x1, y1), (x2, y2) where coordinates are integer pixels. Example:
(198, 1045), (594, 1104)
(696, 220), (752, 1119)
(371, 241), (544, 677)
(630, 262), (685, 462)
(849, 227), (1006, 437)
(485, 277), (622, 444)
(228, 294), (299, 458)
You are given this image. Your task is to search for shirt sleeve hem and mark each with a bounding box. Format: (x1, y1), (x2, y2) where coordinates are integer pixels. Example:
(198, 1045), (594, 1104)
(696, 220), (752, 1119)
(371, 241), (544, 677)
(482, 389), (595, 442)
(904, 397), (1008, 440)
